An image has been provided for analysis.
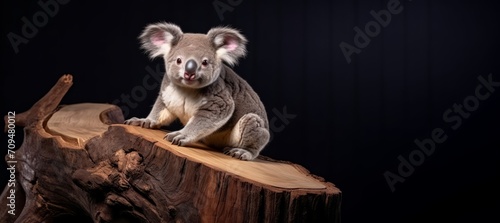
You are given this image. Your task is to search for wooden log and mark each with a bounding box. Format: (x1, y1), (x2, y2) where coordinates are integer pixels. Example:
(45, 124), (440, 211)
(1, 75), (341, 223)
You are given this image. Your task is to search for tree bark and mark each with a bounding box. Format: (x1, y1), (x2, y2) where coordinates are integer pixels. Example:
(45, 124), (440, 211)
(1, 75), (341, 223)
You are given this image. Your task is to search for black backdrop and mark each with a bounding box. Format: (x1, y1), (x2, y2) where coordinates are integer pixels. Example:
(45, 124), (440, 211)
(2, 0), (499, 222)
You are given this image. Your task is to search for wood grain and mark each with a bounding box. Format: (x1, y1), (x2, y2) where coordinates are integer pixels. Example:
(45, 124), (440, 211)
(46, 103), (117, 146)
(128, 125), (328, 190)
(46, 102), (330, 190)
(0, 75), (341, 222)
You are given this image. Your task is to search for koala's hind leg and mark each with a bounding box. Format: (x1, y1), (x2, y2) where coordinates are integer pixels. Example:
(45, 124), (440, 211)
(224, 113), (270, 161)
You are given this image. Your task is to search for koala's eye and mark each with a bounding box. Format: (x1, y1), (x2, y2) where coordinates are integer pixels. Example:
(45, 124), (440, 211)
(176, 58), (182, 64)
(201, 59), (209, 66)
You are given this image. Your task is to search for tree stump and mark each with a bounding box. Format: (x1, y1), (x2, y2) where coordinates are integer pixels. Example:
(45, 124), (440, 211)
(1, 75), (341, 223)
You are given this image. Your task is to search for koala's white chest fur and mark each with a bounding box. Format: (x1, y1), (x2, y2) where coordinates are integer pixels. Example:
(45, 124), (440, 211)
(161, 84), (205, 124)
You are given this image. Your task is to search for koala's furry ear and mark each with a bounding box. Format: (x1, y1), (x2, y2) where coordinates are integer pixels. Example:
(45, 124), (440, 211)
(207, 27), (248, 66)
(139, 22), (183, 58)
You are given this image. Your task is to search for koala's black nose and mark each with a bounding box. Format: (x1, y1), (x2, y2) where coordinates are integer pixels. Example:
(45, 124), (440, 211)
(185, 59), (197, 74)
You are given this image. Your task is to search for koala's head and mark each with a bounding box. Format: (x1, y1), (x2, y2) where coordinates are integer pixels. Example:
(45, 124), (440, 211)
(139, 22), (247, 89)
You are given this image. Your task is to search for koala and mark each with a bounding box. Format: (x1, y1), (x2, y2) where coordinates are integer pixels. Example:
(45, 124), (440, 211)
(124, 22), (270, 161)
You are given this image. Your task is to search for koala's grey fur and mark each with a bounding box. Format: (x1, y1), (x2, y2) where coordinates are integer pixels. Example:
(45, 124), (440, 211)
(124, 22), (270, 161)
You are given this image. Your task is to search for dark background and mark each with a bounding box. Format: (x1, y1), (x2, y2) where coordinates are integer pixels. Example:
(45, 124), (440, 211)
(2, 0), (499, 222)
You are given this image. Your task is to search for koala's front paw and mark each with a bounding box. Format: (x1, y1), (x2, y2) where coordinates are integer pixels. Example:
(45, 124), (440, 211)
(164, 131), (193, 146)
(224, 148), (254, 161)
(124, 117), (159, 129)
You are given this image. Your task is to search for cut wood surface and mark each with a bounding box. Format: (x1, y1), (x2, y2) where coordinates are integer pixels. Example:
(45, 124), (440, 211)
(46, 103), (120, 146)
(1, 75), (341, 223)
(127, 126), (329, 190)
(46, 103), (329, 190)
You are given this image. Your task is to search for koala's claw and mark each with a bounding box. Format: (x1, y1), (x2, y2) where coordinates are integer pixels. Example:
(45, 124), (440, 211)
(124, 117), (159, 129)
(164, 131), (180, 141)
(164, 131), (191, 146)
(224, 148), (254, 161)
